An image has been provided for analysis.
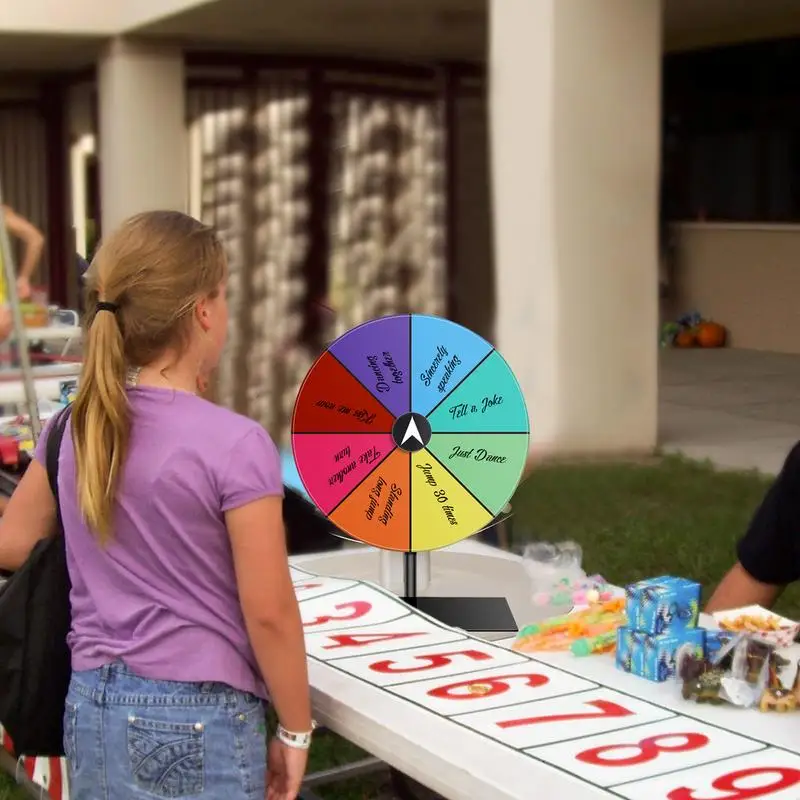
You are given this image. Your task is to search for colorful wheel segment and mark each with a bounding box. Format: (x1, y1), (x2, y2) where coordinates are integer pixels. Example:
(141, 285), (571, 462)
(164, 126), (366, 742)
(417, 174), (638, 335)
(291, 314), (530, 552)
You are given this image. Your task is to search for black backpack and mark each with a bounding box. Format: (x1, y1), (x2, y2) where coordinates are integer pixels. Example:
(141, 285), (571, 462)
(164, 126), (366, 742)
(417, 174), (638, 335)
(0, 408), (71, 756)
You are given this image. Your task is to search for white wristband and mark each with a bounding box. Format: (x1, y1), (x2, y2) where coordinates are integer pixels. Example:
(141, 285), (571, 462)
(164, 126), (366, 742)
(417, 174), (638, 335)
(276, 722), (315, 750)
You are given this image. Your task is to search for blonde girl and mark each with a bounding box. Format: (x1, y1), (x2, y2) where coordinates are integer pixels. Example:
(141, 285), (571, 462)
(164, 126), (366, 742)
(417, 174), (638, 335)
(0, 211), (312, 800)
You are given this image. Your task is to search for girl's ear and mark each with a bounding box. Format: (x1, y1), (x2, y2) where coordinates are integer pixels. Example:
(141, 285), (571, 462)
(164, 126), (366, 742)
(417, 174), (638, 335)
(195, 298), (211, 332)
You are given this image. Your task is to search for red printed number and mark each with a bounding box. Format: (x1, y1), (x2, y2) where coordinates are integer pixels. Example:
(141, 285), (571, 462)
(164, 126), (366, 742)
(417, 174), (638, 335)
(322, 632), (424, 650)
(668, 767), (800, 800)
(303, 601), (371, 627)
(428, 673), (549, 700)
(497, 699), (632, 730)
(369, 649), (492, 674)
(578, 733), (708, 767)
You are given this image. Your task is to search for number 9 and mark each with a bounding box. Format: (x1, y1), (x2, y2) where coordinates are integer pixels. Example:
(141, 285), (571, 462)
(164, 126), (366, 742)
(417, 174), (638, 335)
(668, 766), (800, 800)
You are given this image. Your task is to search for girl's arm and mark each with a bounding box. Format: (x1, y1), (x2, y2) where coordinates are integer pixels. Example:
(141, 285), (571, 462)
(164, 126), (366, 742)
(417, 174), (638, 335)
(227, 495), (312, 733)
(0, 460), (56, 570)
(2, 205), (45, 291)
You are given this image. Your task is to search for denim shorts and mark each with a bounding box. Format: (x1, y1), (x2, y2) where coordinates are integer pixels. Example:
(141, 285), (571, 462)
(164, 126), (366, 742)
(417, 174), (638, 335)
(64, 662), (267, 799)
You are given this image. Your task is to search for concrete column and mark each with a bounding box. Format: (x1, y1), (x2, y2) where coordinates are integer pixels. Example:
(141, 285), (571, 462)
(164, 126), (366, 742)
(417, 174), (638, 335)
(489, 0), (661, 456)
(97, 39), (186, 233)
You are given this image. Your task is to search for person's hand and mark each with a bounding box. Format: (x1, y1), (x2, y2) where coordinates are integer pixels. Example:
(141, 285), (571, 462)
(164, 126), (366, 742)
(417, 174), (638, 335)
(0, 305), (12, 342)
(266, 738), (308, 800)
(15, 276), (31, 301)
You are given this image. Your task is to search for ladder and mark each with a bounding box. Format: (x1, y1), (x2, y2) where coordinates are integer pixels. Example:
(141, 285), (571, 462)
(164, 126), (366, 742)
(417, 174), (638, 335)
(0, 179), (43, 443)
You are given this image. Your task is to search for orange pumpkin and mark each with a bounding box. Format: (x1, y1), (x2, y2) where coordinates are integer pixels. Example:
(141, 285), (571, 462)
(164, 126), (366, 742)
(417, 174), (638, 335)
(696, 321), (726, 348)
(675, 330), (696, 348)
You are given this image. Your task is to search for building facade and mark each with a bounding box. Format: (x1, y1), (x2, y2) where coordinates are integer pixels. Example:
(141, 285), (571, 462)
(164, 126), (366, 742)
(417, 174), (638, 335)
(0, 0), (797, 453)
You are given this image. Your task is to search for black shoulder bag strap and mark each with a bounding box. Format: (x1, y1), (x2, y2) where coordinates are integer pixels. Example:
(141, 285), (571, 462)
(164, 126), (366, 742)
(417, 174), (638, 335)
(45, 407), (72, 527)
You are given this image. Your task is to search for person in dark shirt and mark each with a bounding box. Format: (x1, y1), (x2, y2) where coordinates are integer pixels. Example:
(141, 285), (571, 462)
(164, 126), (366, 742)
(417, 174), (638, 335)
(706, 444), (800, 613)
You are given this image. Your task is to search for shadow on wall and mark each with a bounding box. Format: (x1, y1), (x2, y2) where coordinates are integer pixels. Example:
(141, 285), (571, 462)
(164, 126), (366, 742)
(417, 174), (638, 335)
(190, 80), (450, 445)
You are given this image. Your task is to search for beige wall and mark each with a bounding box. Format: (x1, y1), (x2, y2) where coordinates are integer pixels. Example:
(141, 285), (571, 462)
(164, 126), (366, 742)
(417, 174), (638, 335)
(489, 0), (661, 457)
(674, 224), (800, 353)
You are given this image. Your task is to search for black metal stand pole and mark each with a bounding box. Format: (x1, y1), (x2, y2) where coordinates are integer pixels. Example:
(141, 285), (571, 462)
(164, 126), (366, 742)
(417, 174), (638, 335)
(403, 552), (417, 601)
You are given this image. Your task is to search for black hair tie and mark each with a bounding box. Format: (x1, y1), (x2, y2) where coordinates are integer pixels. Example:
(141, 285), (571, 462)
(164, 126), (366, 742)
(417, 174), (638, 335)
(96, 301), (119, 314)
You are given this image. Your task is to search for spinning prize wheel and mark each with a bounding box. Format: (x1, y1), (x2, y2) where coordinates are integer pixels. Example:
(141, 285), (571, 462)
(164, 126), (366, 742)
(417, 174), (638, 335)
(291, 314), (530, 553)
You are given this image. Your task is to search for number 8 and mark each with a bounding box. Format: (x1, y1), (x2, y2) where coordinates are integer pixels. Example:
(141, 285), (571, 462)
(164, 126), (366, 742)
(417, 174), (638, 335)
(577, 732), (708, 767)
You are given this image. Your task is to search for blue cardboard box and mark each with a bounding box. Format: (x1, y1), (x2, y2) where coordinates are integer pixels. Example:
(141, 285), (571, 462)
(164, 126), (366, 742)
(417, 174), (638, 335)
(705, 630), (735, 664)
(624, 576), (675, 626)
(615, 626), (646, 674)
(626, 576), (701, 635)
(641, 629), (706, 682)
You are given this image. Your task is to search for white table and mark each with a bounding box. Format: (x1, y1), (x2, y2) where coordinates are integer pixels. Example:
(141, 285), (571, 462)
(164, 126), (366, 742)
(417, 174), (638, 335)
(0, 374), (77, 404)
(291, 544), (800, 800)
(20, 326), (81, 344)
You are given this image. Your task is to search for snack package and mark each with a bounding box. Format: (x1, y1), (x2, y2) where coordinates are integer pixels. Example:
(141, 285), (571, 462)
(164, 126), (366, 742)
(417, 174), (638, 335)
(712, 605), (799, 648)
(719, 635), (774, 708)
(515, 599), (625, 654)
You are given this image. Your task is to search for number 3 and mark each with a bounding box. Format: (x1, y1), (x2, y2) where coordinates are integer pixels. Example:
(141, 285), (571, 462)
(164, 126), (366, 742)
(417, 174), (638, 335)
(303, 600), (371, 627)
(668, 766), (800, 800)
(578, 733), (708, 767)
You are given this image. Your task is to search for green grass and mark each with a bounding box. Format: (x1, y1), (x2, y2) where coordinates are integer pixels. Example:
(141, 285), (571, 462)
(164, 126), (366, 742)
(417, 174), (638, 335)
(511, 454), (800, 620)
(2, 454), (795, 798)
(0, 779), (23, 800)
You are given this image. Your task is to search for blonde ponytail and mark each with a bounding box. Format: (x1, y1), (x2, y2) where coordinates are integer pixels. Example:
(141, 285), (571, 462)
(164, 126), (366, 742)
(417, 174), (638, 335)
(70, 210), (226, 542)
(72, 305), (129, 543)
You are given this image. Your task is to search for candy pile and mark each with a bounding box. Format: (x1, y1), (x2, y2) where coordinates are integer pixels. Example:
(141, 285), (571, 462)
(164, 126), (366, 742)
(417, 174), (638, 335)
(522, 540), (615, 608)
(532, 575), (615, 607)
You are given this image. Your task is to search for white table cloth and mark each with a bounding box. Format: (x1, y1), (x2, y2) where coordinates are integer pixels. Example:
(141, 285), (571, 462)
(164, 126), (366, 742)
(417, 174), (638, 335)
(291, 543), (800, 800)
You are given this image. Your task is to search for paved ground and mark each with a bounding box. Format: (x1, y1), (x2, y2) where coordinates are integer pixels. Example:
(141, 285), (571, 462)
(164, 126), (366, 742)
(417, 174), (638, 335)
(660, 348), (800, 475)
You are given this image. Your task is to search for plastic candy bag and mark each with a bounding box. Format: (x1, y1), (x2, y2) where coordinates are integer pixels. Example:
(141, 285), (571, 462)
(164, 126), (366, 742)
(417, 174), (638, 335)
(719, 634), (774, 708)
(522, 541), (584, 592)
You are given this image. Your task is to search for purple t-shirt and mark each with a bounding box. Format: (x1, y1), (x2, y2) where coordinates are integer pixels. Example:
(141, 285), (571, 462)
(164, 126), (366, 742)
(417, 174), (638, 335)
(34, 386), (283, 699)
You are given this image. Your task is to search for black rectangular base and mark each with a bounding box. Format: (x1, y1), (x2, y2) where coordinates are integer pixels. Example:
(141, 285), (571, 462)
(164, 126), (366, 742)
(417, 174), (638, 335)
(401, 596), (517, 633)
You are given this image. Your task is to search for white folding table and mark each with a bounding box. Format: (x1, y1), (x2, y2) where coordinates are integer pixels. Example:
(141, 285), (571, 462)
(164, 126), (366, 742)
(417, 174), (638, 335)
(291, 543), (800, 800)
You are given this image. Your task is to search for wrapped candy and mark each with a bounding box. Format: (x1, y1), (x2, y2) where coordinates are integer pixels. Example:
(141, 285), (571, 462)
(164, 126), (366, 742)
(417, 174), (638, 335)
(532, 575), (615, 607)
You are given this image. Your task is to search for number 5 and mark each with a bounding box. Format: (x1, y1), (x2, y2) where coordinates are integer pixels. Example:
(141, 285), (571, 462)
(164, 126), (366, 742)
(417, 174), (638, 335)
(370, 649), (492, 674)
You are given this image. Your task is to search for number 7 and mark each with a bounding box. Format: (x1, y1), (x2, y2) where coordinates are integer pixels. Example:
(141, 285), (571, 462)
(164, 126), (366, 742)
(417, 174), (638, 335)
(497, 699), (632, 730)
